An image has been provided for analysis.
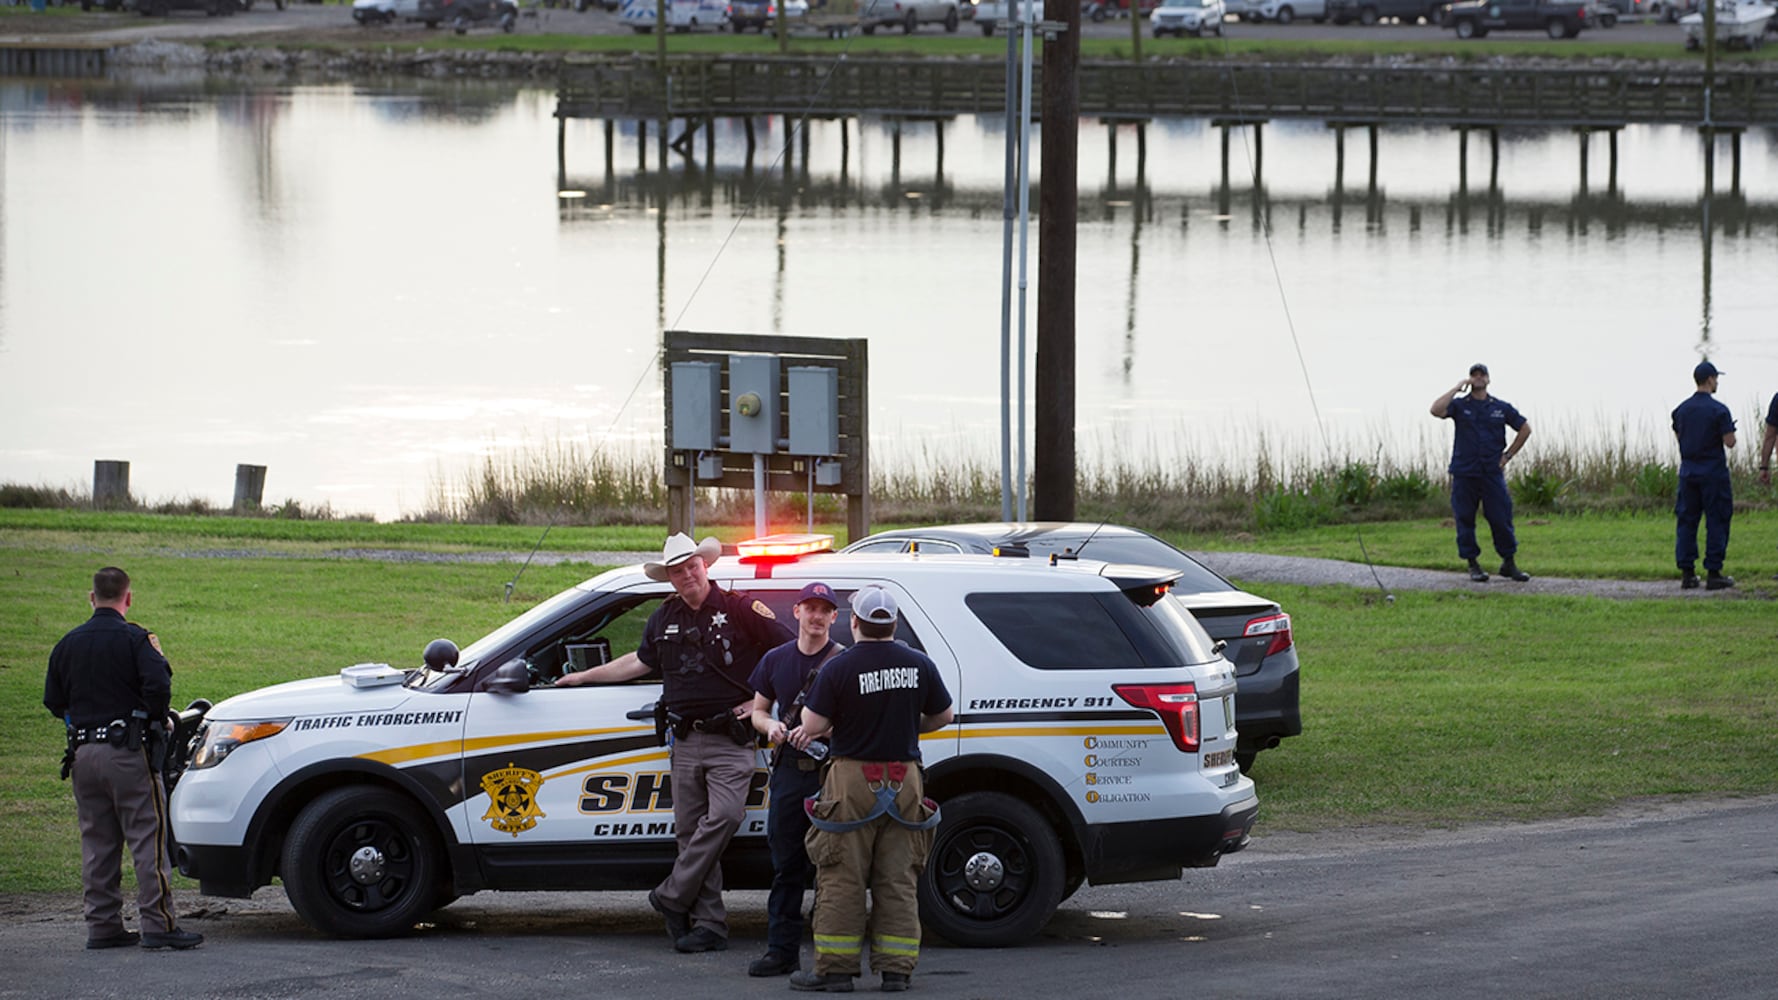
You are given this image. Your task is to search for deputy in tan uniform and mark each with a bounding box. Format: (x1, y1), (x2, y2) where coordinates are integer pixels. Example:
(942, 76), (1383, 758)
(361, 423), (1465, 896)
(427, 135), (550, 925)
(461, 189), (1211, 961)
(44, 567), (203, 951)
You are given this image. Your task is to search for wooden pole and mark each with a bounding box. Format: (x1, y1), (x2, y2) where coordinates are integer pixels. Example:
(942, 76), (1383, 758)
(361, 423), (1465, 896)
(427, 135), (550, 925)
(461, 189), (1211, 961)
(1035, 0), (1080, 520)
(233, 465), (267, 511)
(93, 461), (129, 509)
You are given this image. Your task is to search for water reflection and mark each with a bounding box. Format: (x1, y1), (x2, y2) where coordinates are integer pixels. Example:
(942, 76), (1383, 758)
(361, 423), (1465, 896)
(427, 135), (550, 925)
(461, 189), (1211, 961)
(5, 82), (1777, 519)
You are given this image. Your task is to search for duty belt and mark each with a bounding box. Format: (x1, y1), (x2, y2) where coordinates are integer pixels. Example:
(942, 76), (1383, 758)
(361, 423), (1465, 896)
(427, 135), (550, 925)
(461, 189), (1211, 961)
(804, 761), (942, 834)
(71, 721), (129, 746)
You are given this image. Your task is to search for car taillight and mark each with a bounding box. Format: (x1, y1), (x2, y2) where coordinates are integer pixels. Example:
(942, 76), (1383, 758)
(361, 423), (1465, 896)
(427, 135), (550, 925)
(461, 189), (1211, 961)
(1113, 683), (1199, 753)
(1243, 612), (1292, 657)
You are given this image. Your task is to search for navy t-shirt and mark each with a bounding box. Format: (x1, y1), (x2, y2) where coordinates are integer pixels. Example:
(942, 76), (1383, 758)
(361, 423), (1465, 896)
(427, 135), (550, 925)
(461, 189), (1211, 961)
(805, 640), (951, 762)
(749, 637), (840, 764)
(1672, 392), (1737, 477)
(1443, 394), (1526, 477)
(1766, 392), (1777, 430)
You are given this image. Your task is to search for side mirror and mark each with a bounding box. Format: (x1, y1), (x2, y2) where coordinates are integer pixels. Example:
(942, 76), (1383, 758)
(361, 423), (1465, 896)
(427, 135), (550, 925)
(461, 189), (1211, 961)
(485, 658), (530, 694)
(424, 638), (460, 671)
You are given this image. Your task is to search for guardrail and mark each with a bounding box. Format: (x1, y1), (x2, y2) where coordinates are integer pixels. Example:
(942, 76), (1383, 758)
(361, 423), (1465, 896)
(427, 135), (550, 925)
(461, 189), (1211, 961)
(558, 56), (1778, 127)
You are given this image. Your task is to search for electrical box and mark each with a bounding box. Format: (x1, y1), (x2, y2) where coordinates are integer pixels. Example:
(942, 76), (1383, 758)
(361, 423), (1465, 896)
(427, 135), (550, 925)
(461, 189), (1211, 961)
(671, 361), (722, 451)
(788, 366), (839, 456)
(728, 354), (780, 455)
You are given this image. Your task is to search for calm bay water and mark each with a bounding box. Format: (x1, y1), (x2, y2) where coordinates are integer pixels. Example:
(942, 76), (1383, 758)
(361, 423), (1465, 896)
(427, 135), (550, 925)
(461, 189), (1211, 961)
(2, 78), (1775, 520)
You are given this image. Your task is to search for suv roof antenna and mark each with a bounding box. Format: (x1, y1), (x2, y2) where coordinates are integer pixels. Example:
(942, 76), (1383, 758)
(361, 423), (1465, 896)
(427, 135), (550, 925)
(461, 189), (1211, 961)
(1069, 518), (1114, 559)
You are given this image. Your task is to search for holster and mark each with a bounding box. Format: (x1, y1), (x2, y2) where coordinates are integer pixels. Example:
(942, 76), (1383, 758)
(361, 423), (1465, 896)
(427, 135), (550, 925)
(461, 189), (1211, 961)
(59, 732), (76, 781)
(654, 702), (671, 747)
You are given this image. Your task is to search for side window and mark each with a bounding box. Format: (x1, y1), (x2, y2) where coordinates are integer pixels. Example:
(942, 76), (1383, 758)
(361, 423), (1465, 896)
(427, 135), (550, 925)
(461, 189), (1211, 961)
(847, 539), (911, 554)
(965, 592), (1147, 669)
(517, 595), (665, 688)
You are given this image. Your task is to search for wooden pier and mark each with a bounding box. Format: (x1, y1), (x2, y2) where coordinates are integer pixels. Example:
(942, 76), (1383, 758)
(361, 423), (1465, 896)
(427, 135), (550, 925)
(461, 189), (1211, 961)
(559, 56), (1778, 129)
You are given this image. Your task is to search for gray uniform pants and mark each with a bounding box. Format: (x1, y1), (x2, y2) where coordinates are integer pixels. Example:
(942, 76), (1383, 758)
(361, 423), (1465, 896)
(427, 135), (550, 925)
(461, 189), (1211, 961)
(71, 742), (178, 938)
(656, 730), (754, 937)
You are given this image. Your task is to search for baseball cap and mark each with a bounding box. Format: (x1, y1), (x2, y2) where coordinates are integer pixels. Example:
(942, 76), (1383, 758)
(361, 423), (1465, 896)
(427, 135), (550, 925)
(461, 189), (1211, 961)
(851, 584), (899, 624)
(1469, 362), (1489, 376)
(1694, 361), (1723, 382)
(796, 581), (838, 608)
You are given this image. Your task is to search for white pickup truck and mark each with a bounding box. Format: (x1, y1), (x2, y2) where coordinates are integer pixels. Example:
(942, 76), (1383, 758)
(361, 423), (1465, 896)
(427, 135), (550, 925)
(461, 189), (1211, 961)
(973, 0), (1042, 33)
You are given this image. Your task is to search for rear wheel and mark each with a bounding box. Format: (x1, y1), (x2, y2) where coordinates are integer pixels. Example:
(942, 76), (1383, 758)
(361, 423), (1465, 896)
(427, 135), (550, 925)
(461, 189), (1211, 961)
(1358, 3), (1378, 23)
(1275, 4), (1292, 21)
(980, 20), (993, 33)
(281, 787), (440, 938)
(917, 791), (1065, 948)
(903, 8), (916, 30)
(944, 5), (958, 30)
(1545, 16), (1566, 36)
(1454, 16), (1475, 36)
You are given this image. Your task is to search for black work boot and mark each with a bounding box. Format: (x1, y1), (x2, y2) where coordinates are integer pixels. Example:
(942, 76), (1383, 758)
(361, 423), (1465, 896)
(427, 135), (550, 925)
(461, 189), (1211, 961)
(139, 928), (203, 950)
(881, 972), (912, 992)
(1498, 558), (1530, 583)
(1466, 560), (1489, 583)
(1680, 570), (1701, 590)
(789, 970), (855, 992)
(1705, 571), (1736, 591)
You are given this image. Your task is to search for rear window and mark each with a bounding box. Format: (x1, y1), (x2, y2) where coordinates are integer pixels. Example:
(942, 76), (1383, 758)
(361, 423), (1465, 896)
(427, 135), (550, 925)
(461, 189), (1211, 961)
(966, 590), (1218, 669)
(1027, 536), (1232, 594)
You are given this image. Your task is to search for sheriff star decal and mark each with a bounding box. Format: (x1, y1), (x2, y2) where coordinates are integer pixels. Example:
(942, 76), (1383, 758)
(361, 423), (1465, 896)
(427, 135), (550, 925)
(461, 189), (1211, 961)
(481, 763), (546, 837)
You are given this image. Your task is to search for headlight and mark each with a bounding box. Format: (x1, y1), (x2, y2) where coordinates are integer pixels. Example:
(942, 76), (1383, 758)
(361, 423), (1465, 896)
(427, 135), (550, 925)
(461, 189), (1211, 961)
(188, 720), (289, 770)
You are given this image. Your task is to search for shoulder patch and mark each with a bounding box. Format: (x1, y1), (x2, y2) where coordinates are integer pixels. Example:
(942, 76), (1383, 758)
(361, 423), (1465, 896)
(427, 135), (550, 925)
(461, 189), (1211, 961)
(146, 632), (164, 655)
(752, 600), (777, 620)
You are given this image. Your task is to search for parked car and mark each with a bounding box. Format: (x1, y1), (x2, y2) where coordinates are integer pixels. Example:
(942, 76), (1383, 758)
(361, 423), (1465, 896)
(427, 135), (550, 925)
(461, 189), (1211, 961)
(728, 0), (771, 28)
(1444, 0), (1590, 35)
(859, 0), (960, 31)
(1254, 0), (1325, 20)
(621, 0), (732, 30)
(169, 537), (1256, 945)
(135, 0), (234, 15)
(353, 0), (420, 23)
(1085, 0), (1158, 18)
(1328, 0), (1443, 21)
(1226, 0), (1266, 17)
(842, 523), (1301, 772)
(1151, 0), (1225, 32)
(973, 0), (1039, 34)
(416, 0), (517, 27)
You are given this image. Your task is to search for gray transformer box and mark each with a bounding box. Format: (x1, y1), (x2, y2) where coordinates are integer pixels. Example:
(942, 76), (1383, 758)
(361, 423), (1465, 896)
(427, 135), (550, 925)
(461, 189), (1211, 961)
(670, 361), (722, 451)
(788, 366), (839, 456)
(728, 354), (780, 455)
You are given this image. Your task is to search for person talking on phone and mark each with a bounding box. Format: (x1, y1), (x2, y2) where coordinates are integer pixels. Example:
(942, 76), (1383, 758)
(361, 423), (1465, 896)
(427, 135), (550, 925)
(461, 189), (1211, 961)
(1431, 363), (1533, 583)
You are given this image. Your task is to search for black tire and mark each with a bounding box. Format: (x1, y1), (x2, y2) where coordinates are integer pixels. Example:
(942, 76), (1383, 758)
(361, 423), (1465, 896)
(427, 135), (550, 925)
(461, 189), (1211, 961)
(281, 787), (440, 938)
(426, 18), (441, 25)
(731, 18), (743, 29)
(980, 21), (993, 33)
(1545, 16), (1565, 36)
(453, 13), (468, 31)
(1600, 10), (1615, 25)
(1090, 4), (1106, 19)
(917, 792), (1066, 948)
(1358, 3), (1378, 23)
(1454, 15), (1475, 36)
(903, 8), (916, 31)
(863, 22), (875, 31)
(81, 0), (93, 10)
(944, 5), (957, 30)
(1275, 4), (1292, 22)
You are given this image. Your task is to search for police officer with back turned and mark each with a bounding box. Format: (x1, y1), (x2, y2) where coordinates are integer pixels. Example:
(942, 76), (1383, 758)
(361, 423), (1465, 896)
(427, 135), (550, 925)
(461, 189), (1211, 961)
(44, 567), (204, 951)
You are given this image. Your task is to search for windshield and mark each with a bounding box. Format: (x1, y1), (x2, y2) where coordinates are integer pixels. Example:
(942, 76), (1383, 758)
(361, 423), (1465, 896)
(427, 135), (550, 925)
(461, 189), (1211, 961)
(407, 585), (587, 688)
(1165, 0), (1206, 8)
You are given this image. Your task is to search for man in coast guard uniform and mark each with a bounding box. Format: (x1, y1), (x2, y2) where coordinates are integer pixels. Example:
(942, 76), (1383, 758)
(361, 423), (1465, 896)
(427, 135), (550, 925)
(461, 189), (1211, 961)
(556, 534), (792, 952)
(1431, 362), (1534, 583)
(1672, 361), (1738, 590)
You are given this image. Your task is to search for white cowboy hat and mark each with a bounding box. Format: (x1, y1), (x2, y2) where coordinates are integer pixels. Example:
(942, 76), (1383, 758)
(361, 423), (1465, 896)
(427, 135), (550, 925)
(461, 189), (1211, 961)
(643, 533), (722, 582)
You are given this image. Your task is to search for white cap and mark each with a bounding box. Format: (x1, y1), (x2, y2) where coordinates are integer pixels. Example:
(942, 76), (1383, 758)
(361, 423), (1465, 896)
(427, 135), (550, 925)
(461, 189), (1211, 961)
(852, 584), (899, 624)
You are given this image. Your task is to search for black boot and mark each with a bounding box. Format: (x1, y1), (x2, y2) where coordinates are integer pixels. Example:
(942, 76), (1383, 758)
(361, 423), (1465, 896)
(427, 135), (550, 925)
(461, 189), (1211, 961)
(1466, 560), (1489, 583)
(1498, 558), (1530, 583)
(1705, 571), (1736, 591)
(1680, 570), (1701, 590)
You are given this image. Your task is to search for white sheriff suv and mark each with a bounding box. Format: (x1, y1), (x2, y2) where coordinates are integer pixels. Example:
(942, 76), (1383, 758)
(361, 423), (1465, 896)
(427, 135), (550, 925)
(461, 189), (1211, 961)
(169, 537), (1258, 946)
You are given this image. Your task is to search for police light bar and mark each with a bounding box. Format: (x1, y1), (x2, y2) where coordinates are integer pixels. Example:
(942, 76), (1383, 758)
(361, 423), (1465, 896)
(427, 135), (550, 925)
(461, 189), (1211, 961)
(736, 533), (835, 560)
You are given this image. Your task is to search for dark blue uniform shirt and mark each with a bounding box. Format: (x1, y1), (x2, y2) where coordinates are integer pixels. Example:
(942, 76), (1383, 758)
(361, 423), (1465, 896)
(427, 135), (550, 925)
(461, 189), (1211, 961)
(44, 607), (172, 729)
(1672, 391), (1736, 477)
(1443, 394), (1526, 477)
(1766, 392), (1778, 431)
(749, 638), (840, 765)
(638, 586), (793, 720)
(805, 640), (951, 762)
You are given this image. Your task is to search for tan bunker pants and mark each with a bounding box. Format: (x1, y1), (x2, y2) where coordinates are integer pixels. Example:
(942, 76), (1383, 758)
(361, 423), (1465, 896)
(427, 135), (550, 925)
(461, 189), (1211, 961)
(804, 758), (936, 977)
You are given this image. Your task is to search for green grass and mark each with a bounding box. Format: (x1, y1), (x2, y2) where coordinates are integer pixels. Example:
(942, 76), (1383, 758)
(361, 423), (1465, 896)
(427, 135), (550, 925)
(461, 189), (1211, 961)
(1177, 510), (1778, 582)
(4, 520), (1777, 893)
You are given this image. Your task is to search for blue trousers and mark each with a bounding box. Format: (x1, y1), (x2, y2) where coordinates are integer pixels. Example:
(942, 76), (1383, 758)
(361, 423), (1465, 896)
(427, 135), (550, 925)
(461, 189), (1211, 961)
(1451, 472), (1516, 561)
(1675, 472), (1733, 572)
(764, 760), (822, 956)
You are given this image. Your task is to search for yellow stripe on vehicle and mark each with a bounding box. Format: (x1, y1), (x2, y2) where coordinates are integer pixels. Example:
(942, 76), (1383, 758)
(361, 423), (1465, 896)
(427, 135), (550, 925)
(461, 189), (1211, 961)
(939, 725), (1167, 741)
(357, 726), (653, 766)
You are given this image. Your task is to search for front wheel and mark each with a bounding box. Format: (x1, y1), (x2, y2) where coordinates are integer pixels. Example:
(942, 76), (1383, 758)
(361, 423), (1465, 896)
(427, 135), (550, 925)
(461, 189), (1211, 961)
(980, 21), (993, 33)
(1545, 16), (1566, 36)
(944, 5), (957, 30)
(1358, 3), (1378, 23)
(917, 791), (1066, 947)
(903, 8), (916, 31)
(1453, 16), (1475, 36)
(281, 787), (440, 938)
(1275, 4), (1292, 22)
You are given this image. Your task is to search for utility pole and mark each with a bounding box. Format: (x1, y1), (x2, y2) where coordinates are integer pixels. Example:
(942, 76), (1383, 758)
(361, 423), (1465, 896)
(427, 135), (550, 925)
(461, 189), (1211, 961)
(1034, 0), (1079, 520)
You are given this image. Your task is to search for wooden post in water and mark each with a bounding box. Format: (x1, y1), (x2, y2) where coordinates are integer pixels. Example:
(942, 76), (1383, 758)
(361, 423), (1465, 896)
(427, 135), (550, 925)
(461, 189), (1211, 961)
(233, 465), (267, 512)
(93, 461), (129, 509)
(1488, 129), (1499, 193)
(1578, 129), (1590, 194)
(1108, 123), (1118, 189)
